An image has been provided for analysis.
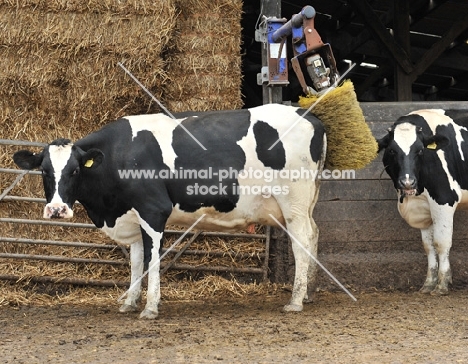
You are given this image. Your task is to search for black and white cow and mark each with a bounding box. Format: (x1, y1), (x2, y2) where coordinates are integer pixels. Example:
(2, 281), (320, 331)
(377, 108), (468, 295)
(13, 103), (326, 319)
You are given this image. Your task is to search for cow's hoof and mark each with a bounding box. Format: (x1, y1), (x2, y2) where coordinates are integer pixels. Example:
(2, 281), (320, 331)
(419, 285), (435, 294)
(139, 308), (158, 320)
(119, 304), (138, 313)
(430, 287), (449, 296)
(283, 304), (303, 312)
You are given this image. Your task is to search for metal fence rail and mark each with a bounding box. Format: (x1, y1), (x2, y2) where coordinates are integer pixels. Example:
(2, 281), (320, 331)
(0, 139), (270, 286)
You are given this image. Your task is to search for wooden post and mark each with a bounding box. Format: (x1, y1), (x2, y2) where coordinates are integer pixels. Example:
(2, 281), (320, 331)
(393, 0), (412, 101)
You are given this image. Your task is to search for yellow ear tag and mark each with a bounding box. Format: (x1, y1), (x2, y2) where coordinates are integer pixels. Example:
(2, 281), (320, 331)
(84, 159), (94, 168)
(426, 142), (437, 150)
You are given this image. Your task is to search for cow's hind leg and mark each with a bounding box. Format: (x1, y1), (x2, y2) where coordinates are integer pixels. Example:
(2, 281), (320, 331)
(282, 213), (317, 312)
(304, 217), (319, 303)
(419, 226), (438, 294)
(275, 189), (318, 312)
(119, 241), (144, 312)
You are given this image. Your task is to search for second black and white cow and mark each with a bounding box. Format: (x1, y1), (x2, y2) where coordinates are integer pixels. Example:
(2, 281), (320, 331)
(377, 109), (468, 295)
(13, 103), (326, 319)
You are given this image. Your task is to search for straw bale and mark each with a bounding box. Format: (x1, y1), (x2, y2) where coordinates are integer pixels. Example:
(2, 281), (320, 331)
(0, 3), (177, 140)
(175, 0), (243, 17)
(0, 10), (176, 55)
(165, 0), (243, 112)
(167, 96), (243, 113)
(0, 0), (176, 15)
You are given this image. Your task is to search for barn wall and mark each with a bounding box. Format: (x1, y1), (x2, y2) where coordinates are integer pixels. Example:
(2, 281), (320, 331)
(313, 101), (468, 292)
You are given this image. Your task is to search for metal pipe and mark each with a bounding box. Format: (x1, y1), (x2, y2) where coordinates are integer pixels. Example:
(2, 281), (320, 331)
(2, 196), (46, 203)
(0, 274), (129, 288)
(0, 253), (127, 266)
(0, 168), (41, 175)
(161, 247), (266, 259)
(271, 5), (316, 43)
(0, 171), (27, 201)
(0, 218), (96, 229)
(161, 263), (264, 274)
(0, 139), (47, 147)
(0, 237), (117, 250)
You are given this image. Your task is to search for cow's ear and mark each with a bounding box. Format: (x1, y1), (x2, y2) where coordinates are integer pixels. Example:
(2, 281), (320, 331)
(424, 134), (449, 151)
(376, 133), (390, 153)
(81, 148), (104, 169)
(13, 150), (44, 170)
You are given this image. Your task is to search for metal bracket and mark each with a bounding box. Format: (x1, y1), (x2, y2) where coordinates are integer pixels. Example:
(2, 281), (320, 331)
(255, 28), (266, 43)
(257, 66), (269, 85)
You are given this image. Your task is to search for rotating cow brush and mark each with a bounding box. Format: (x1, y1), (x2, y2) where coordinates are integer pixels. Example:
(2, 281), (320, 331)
(298, 80), (377, 170)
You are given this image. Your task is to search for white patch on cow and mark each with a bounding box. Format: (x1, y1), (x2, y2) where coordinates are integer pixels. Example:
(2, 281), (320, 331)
(49, 144), (73, 204)
(168, 199), (285, 232)
(101, 209), (141, 245)
(409, 109), (467, 161)
(393, 122), (417, 155)
(398, 193), (432, 229)
(127, 114), (180, 171)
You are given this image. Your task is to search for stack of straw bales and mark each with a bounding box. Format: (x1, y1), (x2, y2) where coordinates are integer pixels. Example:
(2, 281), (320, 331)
(165, 0), (244, 112)
(0, 0), (177, 141)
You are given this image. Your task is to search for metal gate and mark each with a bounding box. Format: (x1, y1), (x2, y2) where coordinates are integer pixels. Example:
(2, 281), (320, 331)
(0, 139), (270, 287)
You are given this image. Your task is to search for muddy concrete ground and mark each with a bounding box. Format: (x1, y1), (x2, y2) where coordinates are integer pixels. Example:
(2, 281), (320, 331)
(1, 289), (468, 363)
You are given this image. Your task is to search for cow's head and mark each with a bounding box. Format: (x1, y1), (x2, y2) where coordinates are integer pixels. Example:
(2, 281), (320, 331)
(13, 139), (103, 219)
(377, 119), (449, 202)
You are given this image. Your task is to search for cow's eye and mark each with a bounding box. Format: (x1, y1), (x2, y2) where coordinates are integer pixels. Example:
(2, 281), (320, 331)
(417, 149), (424, 156)
(388, 149), (396, 156)
(72, 167), (80, 176)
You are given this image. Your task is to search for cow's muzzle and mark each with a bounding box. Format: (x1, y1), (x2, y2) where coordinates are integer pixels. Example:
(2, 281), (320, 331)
(398, 174), (418, 199)
(44, 203), (74, 219)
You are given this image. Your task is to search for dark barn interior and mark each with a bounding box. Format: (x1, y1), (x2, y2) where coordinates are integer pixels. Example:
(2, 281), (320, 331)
(241, 0), (468, 107)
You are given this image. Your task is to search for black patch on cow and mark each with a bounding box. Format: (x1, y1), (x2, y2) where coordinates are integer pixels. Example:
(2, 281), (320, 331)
(74, 119), (173, 229)
(395, 114), (432, 134)
(443, 110), (468, 128)
(50, 138), (72, 146)
(170, 110), (251, 213)
(253, 121), (286, 170)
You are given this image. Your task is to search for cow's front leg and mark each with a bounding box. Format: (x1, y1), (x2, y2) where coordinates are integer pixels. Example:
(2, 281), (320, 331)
(139, 228), (163, 319)
(431, 208), (454, 295)
(419, 226), (438, 294)
(136, 211), (166, 320)
(119, 241), (144, 313)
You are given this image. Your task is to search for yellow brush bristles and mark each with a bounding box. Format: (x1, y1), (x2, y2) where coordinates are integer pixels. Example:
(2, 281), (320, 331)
(299, 80), (378, 170)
